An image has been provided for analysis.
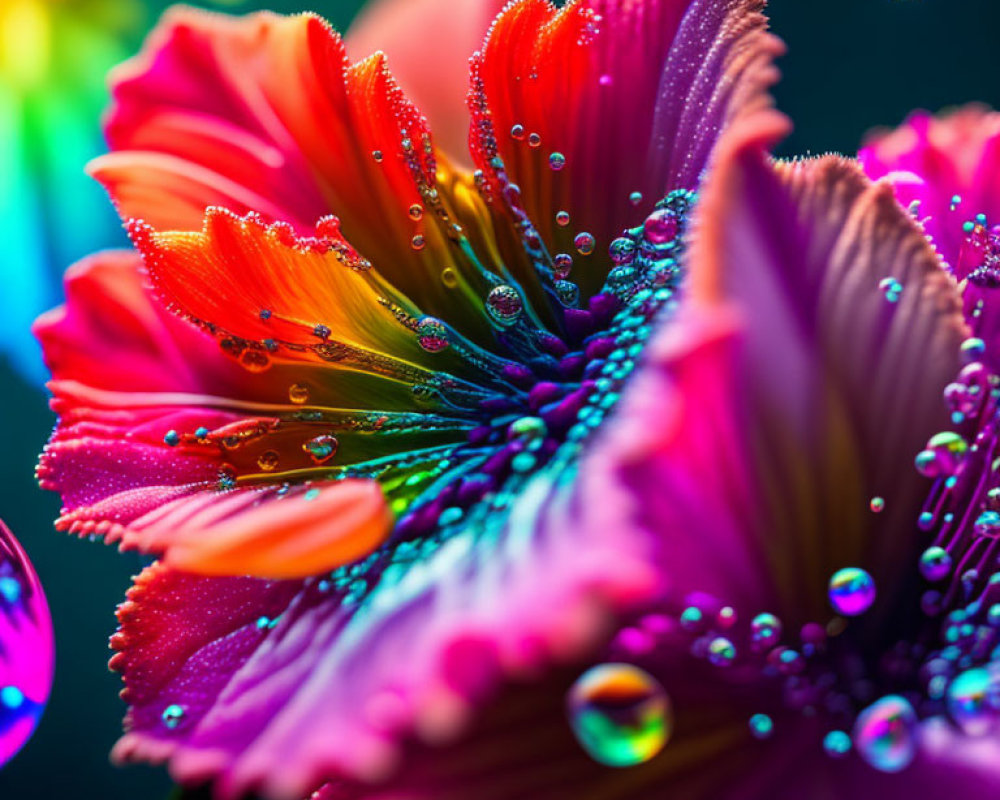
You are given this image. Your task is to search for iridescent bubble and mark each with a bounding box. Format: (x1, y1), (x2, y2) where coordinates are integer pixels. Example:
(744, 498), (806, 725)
(411, 234), (426, 251)
(528, 132), (542, 148)
(919, 546), (952, 582)
(823, 730), (852, 758)
(485, 285), (523, 326)
(915, 432), (969, 478)
(947, 667), (997, 736)
(707, 637), (736, 667)
(556, 211), (571, 227)
(555, 280), (580, 307)
(828, 567), (876, 616)
(566, 663), (671, 767)
(161, 703), (186, 730)
(510, 124), (525, 141)
(679, 606), (705, 632)
(0, 522), (54, 766)
(629, 191), (643, 206)
(549, 152), (566, 171)
(750, 612), (782, 650)
(609, 237), (637, 266)
(553, 252), (573, 278)
(574, 232), (596, 256)
(748, 713), (773, 739)
(643, 209), (678, 244)
(853, 695), (917, 773)
(960, 337), (986, 362)
(869, 496), (885, 513)
(408, 204), (423, 221)
(974, 510), (1000, 538)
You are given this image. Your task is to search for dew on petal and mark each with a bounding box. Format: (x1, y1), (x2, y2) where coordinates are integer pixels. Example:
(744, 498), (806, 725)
(161, 703), (186, 730)
(643, 209), (678, 244)
(303, 435), (338, 465)
(416, 317), (450, 352)
(288, 383), (310, 405)
(566, 664), (671, 767)
(485, 285), (523, 326)
(828, 567), (876, 616)
(853, 695), (917, 773)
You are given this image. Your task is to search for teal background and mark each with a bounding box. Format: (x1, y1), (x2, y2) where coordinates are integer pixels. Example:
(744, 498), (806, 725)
(1, 0), (999, 797)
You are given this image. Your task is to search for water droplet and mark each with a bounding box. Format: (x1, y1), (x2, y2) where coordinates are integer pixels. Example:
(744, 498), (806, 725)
(643, 209), (678, 244)
(555, 280), (580, 307)
(303, 435), (338, 465)
(879, 277), (903, 303)
(574, 232), (596, 256)
(240, 349), (271, 372)
(823, 730), (852, 758)
(288, 383), (310, 404)
(679, 606), (705, 632)
(556, 211), (571, 227)
(161, 704), (186, 730)
(411, 234), (426, 251)
(257, 451), (280, 472)
(510, 124), (525, 141)
(853, 695), (917, 773)
(974, 510), (1000, 538)
(507, 416), (548, 447)
(0, 523), (52, 766)
(566, 663), (671, 767)
(441, 267), (459, 288)
(609, 237), (636, 266)
(869, 496), (885, 513)
(915, 432), (969, 478)
(486, 285), (523, 326)
(960, 337), (986, 362)
(371, 150), (383, 163)
(528, 132), (541, 148)
(416, 317), (450, 352)
(750, 612), (782, 650)
(163, 430), (180, 447)
(707, 637), (736, 667)
(828, 567), (876, 616)
(748, 713), (773, 739)
(950, 194), (962, 211)
(947, 667), (996, 736)
(629, 191), (643, 206)
(553, 253), (573, 278)
(919, 546), (952, 582)
(408, 204), (423, 221)
(549, 152), (566, 171)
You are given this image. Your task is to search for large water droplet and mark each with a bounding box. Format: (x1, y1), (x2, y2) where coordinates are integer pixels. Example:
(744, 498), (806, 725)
(828, 567), (876, 616)
(303, 435), (338, 465)
(0, 523), (53, 766)
(853, 695), (917, 773)
(915, 432), (969, 478)
(919, 546), (952, 582)
(566, 663), (671, 767)
(416, 317), (450, 352)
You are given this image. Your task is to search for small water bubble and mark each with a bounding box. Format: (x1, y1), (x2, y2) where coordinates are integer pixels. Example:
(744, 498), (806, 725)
(411, 234), (426, 251)
(566, 663), (671, 767)
(549, 152), (566, 171)
(609, 237), (637, 266)
(416, 317), (450, 352)
(528, 132), (541, 148)
(303, 435), (338, 465)
(629, 191), (643, 206)
(974, 510), (1000, 538)
(748, 713), (773, 740)
(257, 451), (280, 472)
(555, 280), (580, 306)
(853, 695), (917, 772)
(919, 546), (952, 582)
(823, 730), (852, 758)
(643, 209), (678, 245)
(574, 232), (596, 256)
(707, 637), (736, 667)
(371, 150), (383, 163)
(510, 124), (525, 141)
(288, 383), (310, 404)
(915, 432), (969, 478)
(408, 204), (423, 221)
(161, 704), (186, 730)
(486, 285), (523, 326)
(869, 496), (885, 513)
(879, 277), (903, 303)
(828, 567), (876, 616)
(556, 210), (571, 227)
(750, 612), (782, 650)
(947, 667), (996, 736)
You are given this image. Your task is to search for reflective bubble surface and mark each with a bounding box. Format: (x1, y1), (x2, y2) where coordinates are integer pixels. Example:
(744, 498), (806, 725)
(0, 521), (53, 766)
(566, 663), (671, 768)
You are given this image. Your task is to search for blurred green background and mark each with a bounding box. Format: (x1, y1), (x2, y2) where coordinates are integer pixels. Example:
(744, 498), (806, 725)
(1, 0), (999, 797)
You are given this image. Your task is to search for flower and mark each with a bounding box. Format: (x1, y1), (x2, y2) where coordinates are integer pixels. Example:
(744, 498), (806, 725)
(0, 519), (53, 766)
(33, 1), (1000, 799)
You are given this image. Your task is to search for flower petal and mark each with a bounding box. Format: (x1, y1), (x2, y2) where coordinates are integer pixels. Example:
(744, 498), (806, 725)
(108, 453), (659, 799)
(608, 109), (968, 624)
(346, 0), (507, 164)
(859, 105), (1000, 271)
(469, 0), (785, 296)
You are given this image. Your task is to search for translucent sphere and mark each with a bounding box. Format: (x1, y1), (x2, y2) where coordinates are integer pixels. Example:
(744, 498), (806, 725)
(567, 663), (672, 767)
(828, 567), (876, 616)
(853, 695), (917, 773)
(0, 522), (54, 766)
(947, 667), (997, 736)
